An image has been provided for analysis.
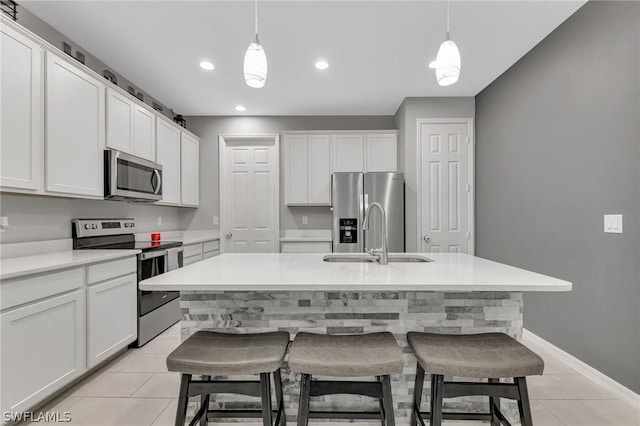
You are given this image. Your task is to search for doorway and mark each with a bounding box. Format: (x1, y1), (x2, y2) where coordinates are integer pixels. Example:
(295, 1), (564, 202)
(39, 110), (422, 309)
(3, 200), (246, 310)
(416, 119), (474, 254)
(219, 134), (280, 253)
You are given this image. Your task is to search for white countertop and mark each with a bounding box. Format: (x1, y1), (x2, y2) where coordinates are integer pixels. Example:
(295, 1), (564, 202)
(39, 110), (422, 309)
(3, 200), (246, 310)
(139, 253), (572, 292)
(1, 250), (141, 281)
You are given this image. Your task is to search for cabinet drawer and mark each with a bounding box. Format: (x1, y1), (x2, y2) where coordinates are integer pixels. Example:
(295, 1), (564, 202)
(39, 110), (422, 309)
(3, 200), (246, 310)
(87, 256), (137, 285)
(203, 250), (219, 260)
(203, 240), (220, 253)
(1, 267), (84, 311)
(183, 243), (203, 258)
(183, 254), (202, 266)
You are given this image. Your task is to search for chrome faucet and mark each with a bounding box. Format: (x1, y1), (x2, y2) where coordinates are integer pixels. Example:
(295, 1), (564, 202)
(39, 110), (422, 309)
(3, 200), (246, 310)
(363, 202), (388, 265)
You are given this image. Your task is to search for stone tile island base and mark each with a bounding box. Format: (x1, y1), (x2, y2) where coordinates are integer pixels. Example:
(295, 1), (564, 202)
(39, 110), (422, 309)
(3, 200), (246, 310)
(180, 291), (524, 424)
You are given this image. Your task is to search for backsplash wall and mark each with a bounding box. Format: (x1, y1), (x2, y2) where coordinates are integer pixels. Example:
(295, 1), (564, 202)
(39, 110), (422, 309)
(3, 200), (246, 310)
(0, 194), (182, 244)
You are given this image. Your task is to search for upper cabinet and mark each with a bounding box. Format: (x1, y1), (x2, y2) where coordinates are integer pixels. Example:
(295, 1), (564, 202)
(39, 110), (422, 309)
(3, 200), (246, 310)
(180, 132), (200, 207)
(284, 134), (331, 206)
(365, 133), (397, 172)
(106, 88), (155, 161)
(45, 50), (105, 198)
(156, 118), (181, 206)
(0, 23), (44, 192)
(331, 134), (365, 172)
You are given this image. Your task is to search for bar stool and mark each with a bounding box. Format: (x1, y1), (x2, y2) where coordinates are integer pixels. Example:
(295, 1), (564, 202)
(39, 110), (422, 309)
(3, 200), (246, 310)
(407, 332), (544, 426)
(288, 332), (404, 426)
(167, 330), (290, 426)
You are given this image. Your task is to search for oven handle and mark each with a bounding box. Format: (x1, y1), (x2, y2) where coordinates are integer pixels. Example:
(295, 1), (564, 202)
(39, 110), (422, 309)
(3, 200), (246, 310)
(140, 250), (168, 261)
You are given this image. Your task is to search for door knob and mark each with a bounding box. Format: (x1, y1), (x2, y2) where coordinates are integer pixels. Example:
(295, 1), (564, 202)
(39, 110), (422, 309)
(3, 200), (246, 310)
(423, 235), (431, 243)
(226, 232), (233, 239)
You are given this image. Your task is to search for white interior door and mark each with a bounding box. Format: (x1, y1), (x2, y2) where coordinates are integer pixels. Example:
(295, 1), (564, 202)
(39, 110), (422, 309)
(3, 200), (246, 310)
(221, 136), (279, 253)
(419, 120), (473, 254)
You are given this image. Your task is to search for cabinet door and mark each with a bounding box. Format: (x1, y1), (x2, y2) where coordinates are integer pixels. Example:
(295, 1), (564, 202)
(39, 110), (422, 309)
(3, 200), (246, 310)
(331, 134), (365, 172)
(308, 135), (331, 205)
(156, 119), (181, 205)
(365, 133), (397, 172)
(87, 274), (137, 368)
(45, 51), (105, 198)
(1, 290), (85, 414)
(0, 24), (43, 191)
(133, 105), (156, 161)
(284, 135), (308, 205)
(105, 88), (134, 154)
(180, 132), (200, 207)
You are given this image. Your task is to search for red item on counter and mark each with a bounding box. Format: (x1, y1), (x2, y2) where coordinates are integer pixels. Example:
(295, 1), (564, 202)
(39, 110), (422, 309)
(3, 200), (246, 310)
(151, 232), (161, 241)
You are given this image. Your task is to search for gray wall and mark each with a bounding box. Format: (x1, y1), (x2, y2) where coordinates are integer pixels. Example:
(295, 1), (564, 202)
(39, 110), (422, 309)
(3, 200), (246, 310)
(394, 97), (475, 251)
(0, 194), (181, 243)
(180, 116), (396, 232)
(475, 1), (640, 393)
(14, 4), (172, 118)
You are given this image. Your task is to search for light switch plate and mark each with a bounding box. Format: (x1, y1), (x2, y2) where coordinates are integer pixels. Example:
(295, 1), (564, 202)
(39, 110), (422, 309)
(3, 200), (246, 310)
(213, 216), (219, 226)
(604, 214), (622, 233)
(0, 216), (8, 230)
(302, 215), (308, 225)
(157, 216), (162, 226)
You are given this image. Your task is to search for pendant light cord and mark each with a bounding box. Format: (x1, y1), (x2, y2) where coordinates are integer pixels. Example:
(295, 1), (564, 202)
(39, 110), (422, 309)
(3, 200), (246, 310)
(446, 0), (450, 39)
(255, 0), (259, 41)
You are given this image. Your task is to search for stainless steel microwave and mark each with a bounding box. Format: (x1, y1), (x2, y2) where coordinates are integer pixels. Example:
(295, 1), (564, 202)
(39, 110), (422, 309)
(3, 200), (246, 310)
(104, 149), (162, 202)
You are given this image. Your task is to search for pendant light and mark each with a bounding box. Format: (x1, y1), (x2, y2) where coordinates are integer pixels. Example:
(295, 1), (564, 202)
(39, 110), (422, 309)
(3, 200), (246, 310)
(244, 0), (267, 88)
(429, 0), (461, 86)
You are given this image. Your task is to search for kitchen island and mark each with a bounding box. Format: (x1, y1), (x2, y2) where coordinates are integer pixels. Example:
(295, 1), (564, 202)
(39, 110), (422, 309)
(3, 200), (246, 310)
(140, 253), (571, 423)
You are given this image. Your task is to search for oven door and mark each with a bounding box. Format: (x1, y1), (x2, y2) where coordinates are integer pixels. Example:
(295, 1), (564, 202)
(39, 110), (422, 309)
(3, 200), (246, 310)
(138, 250), (179, 316)
(105, 149), (162, 202)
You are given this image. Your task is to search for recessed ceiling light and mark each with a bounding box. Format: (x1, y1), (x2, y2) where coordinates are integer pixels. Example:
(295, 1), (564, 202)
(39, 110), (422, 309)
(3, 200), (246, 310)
(315, 60), (329, 70)
(199, 61), (215, 71)
(235, 105), (246, 112)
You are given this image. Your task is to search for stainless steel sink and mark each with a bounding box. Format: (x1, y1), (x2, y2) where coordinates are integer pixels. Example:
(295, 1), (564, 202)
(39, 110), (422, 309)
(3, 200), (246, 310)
(323, 254), (433, 263)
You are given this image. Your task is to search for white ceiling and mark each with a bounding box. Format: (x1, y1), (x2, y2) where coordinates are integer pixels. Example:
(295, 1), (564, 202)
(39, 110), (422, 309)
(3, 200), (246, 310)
(21, 1), (586, 116)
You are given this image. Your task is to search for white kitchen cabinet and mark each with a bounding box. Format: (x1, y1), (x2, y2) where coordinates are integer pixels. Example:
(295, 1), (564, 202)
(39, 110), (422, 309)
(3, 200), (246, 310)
(365, 133), (397, 172)
(87, 274), (137, 368)
(1, 289), (85, 415)
(284, 134), (331, 206)
(183, 240), (219, 265)
(45, 50), (105, 198)
(106, 88), (156, 161)
(0, 22), (43, 192)
(156, 118), (181, 205)
(133, 105), (156, 160)
(331, 134), (365, 172)
(284, 135), (309, 205)
(180, 132), (200, 207)
(280, 241), (332, 253)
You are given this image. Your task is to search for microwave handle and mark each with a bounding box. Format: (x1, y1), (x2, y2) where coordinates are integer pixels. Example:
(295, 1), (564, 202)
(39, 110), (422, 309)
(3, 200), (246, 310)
(152, 169), (162, 195)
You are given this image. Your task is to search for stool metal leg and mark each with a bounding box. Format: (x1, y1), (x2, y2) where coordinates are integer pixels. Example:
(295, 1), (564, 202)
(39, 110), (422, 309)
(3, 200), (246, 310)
(515, 377), (533, 426)
(429, 375), (444, 426)
(273, 369), (286, 426)
(410, 364), (425, 426)
(297, 374), (311, 426)
(175, 374), (191, 426)
(200, 375), (210, 426)
(260, 372), (273, 426)
(376, 376), (385, 426)
(489, 378), (500, 426)
(381, 375), (395, 426)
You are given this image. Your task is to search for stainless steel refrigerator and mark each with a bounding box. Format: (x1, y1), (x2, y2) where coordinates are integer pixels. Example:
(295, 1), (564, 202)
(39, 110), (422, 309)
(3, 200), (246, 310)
(331, 172), (404, 253)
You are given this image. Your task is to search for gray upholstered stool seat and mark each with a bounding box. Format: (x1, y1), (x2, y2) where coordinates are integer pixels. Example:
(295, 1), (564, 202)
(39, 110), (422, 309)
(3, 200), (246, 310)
(167, 330), (290, 376)
(407, 332), (544, 379)
(289, 331), (404, 377)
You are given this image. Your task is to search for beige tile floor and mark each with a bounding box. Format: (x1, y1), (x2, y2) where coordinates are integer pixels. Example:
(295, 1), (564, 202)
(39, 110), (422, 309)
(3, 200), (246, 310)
(27, 324), (640, 426)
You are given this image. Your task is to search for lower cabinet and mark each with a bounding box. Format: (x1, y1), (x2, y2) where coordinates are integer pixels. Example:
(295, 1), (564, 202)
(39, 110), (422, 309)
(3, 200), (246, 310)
(87, 274), (137, 368)
(183, 239), (220, 266)
(1, 289), (85, 414)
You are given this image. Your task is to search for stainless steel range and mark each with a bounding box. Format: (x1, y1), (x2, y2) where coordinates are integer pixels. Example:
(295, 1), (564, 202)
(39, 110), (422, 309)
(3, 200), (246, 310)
(72, 218), (183, 347)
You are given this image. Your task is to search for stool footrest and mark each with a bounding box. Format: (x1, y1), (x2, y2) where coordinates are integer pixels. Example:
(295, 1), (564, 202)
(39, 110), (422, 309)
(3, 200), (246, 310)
(308, 410), (383, 420)
(309, 380), (383, 398)
(188, 380), (261, 398)
(442, 381), (521, 400)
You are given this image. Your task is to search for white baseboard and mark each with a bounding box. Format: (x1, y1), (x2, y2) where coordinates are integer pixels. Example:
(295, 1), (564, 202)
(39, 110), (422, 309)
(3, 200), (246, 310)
(523, 328), (640, 409)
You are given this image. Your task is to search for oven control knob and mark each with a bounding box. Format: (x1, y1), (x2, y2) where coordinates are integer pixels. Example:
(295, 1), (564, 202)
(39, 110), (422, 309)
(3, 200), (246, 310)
(92, 224), (98, 229)
(84, 224), (90, 230)
(129, 223), (134, 228)
(123, 223), (128, 228)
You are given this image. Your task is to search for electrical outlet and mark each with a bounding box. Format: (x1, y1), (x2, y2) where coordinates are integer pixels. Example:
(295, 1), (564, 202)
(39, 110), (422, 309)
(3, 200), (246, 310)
(0, 216), (8, 231)
(213, 216), (219, 226)
(157, 216), (162, 226)
(302, 215), (308, 225)
(604, 214), (622, 233)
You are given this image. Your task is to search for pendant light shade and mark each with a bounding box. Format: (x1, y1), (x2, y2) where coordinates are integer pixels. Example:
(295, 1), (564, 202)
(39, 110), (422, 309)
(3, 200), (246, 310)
(244, 37), (267, 88)
(429, 38), (460, 86)
(244, 0), (267, 88)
